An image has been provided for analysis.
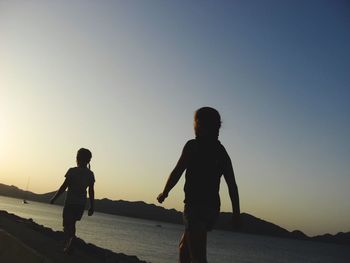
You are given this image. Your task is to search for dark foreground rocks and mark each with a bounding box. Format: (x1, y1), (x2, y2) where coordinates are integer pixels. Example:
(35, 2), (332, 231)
(0, 210), (147, 263)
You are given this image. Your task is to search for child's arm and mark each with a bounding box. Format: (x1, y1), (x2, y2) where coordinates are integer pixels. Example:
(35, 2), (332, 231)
(223, 152), (240, 226)
(50, 179), (68, 204)
(157, 142), (190, 203)
(88, 183), (95, 216)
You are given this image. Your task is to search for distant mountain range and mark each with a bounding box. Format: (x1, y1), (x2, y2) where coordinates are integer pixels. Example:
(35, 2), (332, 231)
(0, 183), (349, 245)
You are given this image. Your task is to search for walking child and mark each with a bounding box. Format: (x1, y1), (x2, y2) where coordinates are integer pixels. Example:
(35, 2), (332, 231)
(157, 107), (240, 263)
(50, 148), (95, 253)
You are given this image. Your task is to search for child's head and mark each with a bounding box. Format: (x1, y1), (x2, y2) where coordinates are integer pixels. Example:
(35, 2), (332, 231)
(76, 148), (92, 168)
(194, 107), (221, 139)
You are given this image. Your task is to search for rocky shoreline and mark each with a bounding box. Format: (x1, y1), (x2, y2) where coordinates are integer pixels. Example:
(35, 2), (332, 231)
(0, 210), (147, 263)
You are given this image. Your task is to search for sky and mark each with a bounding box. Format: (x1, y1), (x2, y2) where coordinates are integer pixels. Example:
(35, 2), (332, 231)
(1, 1), (349, 236)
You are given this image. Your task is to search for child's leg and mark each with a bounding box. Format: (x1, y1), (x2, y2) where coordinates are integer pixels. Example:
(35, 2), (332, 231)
(63, 221), (77, 253)
(64, 223), (74, 240)
(187, 227), (208, 263)
(71, 221), (76, 237)
(179, 232), (191, 263)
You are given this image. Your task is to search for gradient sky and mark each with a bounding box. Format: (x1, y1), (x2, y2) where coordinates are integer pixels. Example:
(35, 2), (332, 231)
(1, 1), (349, 236)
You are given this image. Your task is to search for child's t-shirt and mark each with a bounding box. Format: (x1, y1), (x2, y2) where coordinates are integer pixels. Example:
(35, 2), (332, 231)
(183, 138), (231, 209)
(64, 167), (95, 206)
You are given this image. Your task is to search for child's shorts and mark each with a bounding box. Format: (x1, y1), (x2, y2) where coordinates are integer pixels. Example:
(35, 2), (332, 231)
(183, 204), (220, 232)
(63, 204), (85, 226)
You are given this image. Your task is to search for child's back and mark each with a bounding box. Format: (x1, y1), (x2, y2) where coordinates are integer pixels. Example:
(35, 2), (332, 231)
(65, 167), (95, 206)
(184, 138), (230, 208)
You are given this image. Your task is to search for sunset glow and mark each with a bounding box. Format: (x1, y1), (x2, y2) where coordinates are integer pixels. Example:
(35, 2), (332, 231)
(1, 1), (349, 237)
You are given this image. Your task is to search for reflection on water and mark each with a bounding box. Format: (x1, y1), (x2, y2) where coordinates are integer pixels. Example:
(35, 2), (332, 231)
(1, 196), (349, 263)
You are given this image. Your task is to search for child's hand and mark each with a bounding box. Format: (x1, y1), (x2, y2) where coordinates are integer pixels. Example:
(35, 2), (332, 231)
(88, 207), (94, 216)
(157, 192), (168, 203)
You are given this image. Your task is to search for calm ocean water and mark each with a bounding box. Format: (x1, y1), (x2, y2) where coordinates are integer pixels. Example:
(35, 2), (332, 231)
(0, 196), (349, 263)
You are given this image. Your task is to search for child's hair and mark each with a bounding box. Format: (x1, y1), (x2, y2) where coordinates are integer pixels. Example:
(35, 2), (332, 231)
(76, 148), (92, 169)
(194, 107), (221, 139)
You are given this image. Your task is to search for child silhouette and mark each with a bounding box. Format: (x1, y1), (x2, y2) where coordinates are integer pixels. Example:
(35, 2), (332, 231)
(157, 107), (240, 263)
(50, 148), (95, 253)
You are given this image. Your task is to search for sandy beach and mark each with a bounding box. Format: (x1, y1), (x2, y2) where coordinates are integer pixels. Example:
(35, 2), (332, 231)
(0, 210), (147, 263)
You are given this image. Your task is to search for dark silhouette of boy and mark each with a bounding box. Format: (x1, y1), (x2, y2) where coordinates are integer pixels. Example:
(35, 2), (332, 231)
(158, 107), (240, 263)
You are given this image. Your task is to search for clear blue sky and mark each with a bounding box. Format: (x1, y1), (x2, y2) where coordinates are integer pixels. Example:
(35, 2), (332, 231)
(1, 1), (349, 236)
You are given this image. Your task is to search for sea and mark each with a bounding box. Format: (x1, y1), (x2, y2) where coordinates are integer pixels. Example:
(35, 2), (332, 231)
(0, 196), (349, 263)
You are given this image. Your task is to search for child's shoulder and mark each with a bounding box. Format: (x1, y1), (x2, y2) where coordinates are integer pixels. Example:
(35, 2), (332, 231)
(185, 139), (196, 145)
(68, 166), (78, 172)
(66, 167), (76, 173)
(67, 167), (94, 175)
(216, 140), (228, 151)
(183, 139), (198, 150)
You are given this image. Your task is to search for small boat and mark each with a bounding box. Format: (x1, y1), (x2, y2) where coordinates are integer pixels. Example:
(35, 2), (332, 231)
(22, 176), (30, 204)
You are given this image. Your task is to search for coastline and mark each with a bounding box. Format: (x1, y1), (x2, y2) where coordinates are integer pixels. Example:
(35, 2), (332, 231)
(0, 184), (349, 245)
(0, 210), (147, 263)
